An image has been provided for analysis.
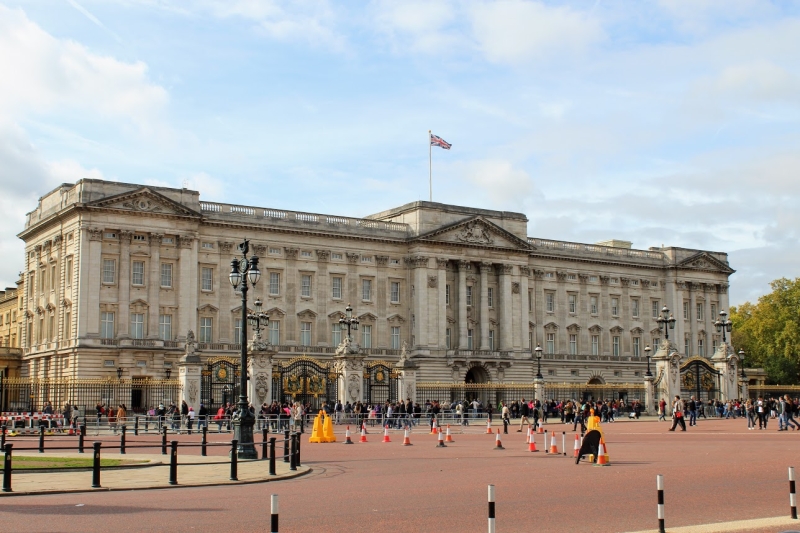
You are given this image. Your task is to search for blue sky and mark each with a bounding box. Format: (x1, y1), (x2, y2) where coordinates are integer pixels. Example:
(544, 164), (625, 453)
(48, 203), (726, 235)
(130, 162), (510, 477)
(1, 0), (799, 306)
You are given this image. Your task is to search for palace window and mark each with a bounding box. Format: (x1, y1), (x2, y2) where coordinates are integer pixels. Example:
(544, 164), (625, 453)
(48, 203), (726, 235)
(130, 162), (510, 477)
(301, 275), (312, 298)
(487, 287), (494, 308)
(269, 272), (280, 296)
(632, 299), (639, 318)
(390, 282), (400, 304)
(612, 336), (620, 356)
(488, 330), (495, 351)
(446, 285), (451, 305)
(300, 322), (312, 346)
(568, 294), (577, 314)
(201, 267), (213, 292)
(653, 338), (660, 349)
(569, 334), (577, 355)
(633, 337), (640, 357)
(696, 302), (704, 321)
(710, 303), (717, 318)
(161, 263), (173, 288)
(159, 314), (172, 341)
(132, 261), (145, 286)
(591, 335), (599, 356)
(590, 296), (598, 315)
(467, 329), (473, 350)
(331, 324), (341, 346)
(268, 321), (280, 345)
(652, 300), (660, 319)
(234, 318), (242, 344)
(102, 259), (116, 284)
(362, 279), (372, 301)
(546, 333), (555, 354)
(466, 286), (473, 306)
(332, 277), (342, 299)
(446, 328), (451, 349)
(684, 338), (690, 356)
(611, 298), (619, 316)
(362, 325), (372, 348)
(199, 317), (213, 343)
(546, 293), (555, 313)
(391, 326), (400, 349)
(683, 301), (690, 321)
(131, 313), (144, 339)
(698, 339), (705, 357)
(66, 257), (73, 287)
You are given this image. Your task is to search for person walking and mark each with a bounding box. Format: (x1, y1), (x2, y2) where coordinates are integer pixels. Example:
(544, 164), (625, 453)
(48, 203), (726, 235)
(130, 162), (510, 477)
(186, 407), (195, 434)
(517, 398), (531, 432)
(688, 396), (697, 427)
(745, 399), (755, 430)
(756, 396), (767, 429)
(573, 402), (587, 433)
(658, 398), (667, 421)
(668, 396), (686, 431)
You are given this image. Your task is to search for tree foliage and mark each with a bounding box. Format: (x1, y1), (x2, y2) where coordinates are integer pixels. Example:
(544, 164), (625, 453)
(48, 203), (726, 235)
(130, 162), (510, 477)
(730, 277), (800, 385)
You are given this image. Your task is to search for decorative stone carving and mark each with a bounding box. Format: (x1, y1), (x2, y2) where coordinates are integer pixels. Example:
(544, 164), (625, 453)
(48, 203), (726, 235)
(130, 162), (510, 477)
(346, 253), (360, 264)
(88, 228), (103, 241)
(704, 283), (716, 292)
(188, 381), (198, 403)
(347, 374), (360, 402)
(456, 220), (493, 245)
(428, 275), (437, 288)
(122, 198), (163, 212)
(466, 275), (477, 283)
(375, 255), (389, 266)
(533, 269), (544, 280)
(640, 279), (651, 289)
(499, 264), (513, 275)
(179, 235), (194, 248)
(519, 266), (531, 277)
(52, 234), (63, 245)
(252, 244), (267, 256)
(316, 250), (330, 262)
(511, 282), (520, 294)
(556, 271), (567, 281)
(676, 281), (687, 290)
(413, 256), (428, 268)
(148, 233), (163, 245)
(718, 283), (729, 294)
(578, 273), (589, 283)
(620, 277), (630, 287)
(255, 373), (269, 403)
(599, 275), (610, 285)
(458, 260), (471, 271)
(218, 241), (234, 253)
(284, 247), (299, 260)
(436, 258), (449, 269)
(119, 230), (133, 244)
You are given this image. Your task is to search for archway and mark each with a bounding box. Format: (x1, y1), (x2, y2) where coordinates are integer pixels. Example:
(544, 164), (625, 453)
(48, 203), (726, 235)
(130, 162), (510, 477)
(587, 377), (604, 385)
(465, 366), (489, 384)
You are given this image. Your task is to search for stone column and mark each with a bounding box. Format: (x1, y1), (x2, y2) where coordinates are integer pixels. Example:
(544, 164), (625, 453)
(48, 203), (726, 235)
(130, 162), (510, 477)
(719, 283), (730, 315)
(248, 339), (276, 408)
(520, 267), (530, 352)
(499, 264), (513, 351)
(652, 339), (681, 404)
(85, 227), (103, 336)
(436, 258), (448, 351)
(284, 247), (299, 344)
(178, 335), (202, 411)
(335, 341), (365, 404)
(458, 260), (469, 349)
(178, 235), (198, 341)
(396, 354), (418, 402)
(534, 377), (544, 405)
(688, 282), (698, 357)
(147, 233), (162, 338)
(711, 342), (737, 401)
(533, 270), (544, 348)
(375, 255), (388, 347)
(644, 374), (655, 415)
(118, 231), (133, 337)
(599, 276), (610, 355)
(316, 250), (331, 346)
(412, 256), (429, 348)
(479, 262), (491, 350)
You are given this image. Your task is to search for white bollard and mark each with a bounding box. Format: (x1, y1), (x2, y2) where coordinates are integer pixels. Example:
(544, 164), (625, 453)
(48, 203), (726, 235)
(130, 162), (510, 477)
(488, 484), (495, 533)
(271, 494), (279, 533)
(657, 474), (665, 533)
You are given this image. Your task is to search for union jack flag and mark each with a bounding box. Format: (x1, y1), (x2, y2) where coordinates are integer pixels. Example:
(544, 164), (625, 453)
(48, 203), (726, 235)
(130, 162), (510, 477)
(430, 133), (451, 150)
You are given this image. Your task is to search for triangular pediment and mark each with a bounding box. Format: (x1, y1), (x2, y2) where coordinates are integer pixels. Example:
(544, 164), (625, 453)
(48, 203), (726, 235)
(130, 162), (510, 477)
(414, 216), (533, 251)
(87, 187), (201, 218)
(676, 252), (734, 274)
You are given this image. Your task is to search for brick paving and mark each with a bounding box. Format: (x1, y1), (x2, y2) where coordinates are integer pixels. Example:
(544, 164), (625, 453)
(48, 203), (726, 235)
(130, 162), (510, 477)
(1, 418), (798, 532)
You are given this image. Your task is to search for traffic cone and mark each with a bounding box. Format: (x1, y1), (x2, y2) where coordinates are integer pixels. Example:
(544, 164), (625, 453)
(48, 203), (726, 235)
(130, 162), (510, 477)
(360, 426), (368, 443)
(486, 419), (493, 434)
(445, 425), (454, 443)
(431, 419), (439, 435)
(601, 438), (610, 462)
(437, 429), (447, 447)
(573, 434), (580, 458)
(537, 419), (544, 434)
(344, 426), (354, 444)
(68, 427), (74, 436)
(528, 432), (538, 452)
(402, 428), (413, 446)
(382, 425), (391, 443)
(549, 431), (558, 454)
(494, 428), (505, 450)
(362, 421), (368, 435)
(596, 440), (609, 466)
(526, 425), (531, 444)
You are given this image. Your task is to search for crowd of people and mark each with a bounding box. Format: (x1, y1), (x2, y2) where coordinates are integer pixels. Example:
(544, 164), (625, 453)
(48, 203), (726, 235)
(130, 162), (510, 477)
(661, 395), (800, 432)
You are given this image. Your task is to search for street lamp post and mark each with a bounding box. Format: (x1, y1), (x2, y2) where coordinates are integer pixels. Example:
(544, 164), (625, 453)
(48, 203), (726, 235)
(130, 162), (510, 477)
(644, 345), (652, 377)
(228, 239), (261, 459)
(534, 344), (543, 380)
(248, 298), (270, 341)
(738, 349), (747, 399)
(338, 303), (359, 342)
(715, 310), (733, 343)
(116, 367), (123, 380)
(656, 305), (677, 341)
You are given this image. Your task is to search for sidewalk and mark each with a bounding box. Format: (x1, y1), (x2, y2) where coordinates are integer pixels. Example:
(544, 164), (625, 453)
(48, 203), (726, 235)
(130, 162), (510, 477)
(0, 452), (309, 496)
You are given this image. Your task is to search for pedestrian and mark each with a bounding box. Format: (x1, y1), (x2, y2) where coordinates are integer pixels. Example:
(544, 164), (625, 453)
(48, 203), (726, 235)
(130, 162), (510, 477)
(658, 398), (667, 421)
(756, 396), (767, 429)
(745, 399), (755, 430)
(501, 402), (510, 434)
(517, 398), (531, 432)
(668, 396), (686, 431)
(115, 404), (126, 434)
(187, 407), (195, 434)
(688, 396), (697, 426)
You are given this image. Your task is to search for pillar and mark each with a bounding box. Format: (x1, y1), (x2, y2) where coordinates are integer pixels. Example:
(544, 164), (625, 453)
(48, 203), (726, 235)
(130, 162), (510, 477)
(519, 267), (530, 352)
(248, 340), (276, 408)
(284, 248), (299, 344)
(436, 258), (448, 351)
(479, 262), (491, 350)
(335, 341), (365, 404)
(316, 250), (331, 346)
(458, 260), (469, 349)
(147, 233), (162, 338)
(499, 264), (513, 351)
(412, 256), (429, 348)
(396, 356), (418, 402)
(178, 235), (197, 341)
(85, 228), (103, 336)
(118, 231), (132, 337)
(178, 336), (203, 412)
(644, 374), (655, 415)
(688, 282), (698, 357)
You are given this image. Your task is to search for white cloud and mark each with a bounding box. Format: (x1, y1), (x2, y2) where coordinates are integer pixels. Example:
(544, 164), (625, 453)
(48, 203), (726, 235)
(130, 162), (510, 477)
(461, 159), (536, 210)
(0, 5), (167, 128)
(468, 0), (604, 65)
(370, 0), (462, 54)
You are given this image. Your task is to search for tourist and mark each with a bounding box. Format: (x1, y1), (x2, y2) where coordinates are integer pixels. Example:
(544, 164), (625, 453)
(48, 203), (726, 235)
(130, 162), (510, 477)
(688, 396), (697, 426)
(501, 402), (510, 434)
(517, 398), (531, 432)
(756, 396), (767, 429)
(745, 399), (755, 430)
(186, 407), (195, 434)
(658, 398), (667, 421)
(669, 396), (686, 431)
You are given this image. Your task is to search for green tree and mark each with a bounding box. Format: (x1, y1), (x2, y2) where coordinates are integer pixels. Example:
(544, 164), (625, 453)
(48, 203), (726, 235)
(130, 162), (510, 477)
(730, 277), (800, 385)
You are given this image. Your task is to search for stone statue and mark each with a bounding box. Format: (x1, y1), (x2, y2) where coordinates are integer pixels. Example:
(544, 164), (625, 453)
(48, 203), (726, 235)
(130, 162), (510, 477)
(399, 340), (409, 361)
(182, 330), (200, 363)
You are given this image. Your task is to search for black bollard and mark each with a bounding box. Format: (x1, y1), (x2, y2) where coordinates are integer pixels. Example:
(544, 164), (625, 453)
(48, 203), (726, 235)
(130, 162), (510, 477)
(161, 426), (167, 455)
(283, 429), (290, 463)
(2, 443), (12, 492)
(91, 442), (102, 488)
(230, 439), (238, 481)
(296, 433), (301, 467)
(289, 433), (297, 471)
(78, 424), (86, 453)
(1, 424), (5, 451)
(39, 426), (45, 454)
(120, 425), (126, 455)
(201, 425), (207, 457)
(262, 427), (268, 460)
(269, 437), (276, 476)
(169, 440), (178, 485)
(134, 416), (139, 436)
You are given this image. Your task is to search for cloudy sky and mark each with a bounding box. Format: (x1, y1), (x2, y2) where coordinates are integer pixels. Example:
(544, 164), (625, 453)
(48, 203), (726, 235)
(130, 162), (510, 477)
(1, 0), (798, 306)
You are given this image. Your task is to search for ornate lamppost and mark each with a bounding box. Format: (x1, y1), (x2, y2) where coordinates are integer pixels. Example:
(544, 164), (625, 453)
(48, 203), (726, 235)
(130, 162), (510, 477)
(534, 344), (543, 380)
(738, 349), (747, 399)
(715, 310), (732, 343)
(228, 239), (261, 459)
(656, 305), (677, 342)
(338, 303), (359, 343)
(644, 345), (652, 377)
(248, 298), (270, 341)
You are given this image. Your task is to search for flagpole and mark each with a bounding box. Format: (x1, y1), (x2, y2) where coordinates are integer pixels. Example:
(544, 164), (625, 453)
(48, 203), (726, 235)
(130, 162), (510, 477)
(428, 129), (432, 202)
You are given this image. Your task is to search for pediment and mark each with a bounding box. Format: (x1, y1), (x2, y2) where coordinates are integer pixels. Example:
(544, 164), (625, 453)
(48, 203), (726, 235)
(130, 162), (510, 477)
(358, 312), (377, 322)
(676, 252), (734, 274)
(87, 187), (201, 218)
(414, 216), (532, 251)
(386, 313), (405, 323)
(297, 309), (318, 319)
(266, 307), (286, 317)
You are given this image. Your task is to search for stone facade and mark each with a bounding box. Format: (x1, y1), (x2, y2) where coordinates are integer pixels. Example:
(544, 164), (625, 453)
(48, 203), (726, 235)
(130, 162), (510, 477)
(0, 278), (23, 378)
(17, 179), (734, 388)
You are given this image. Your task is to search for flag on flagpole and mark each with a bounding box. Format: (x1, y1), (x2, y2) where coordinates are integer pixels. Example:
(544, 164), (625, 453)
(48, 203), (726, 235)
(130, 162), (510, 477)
(430, 133), (452, 150)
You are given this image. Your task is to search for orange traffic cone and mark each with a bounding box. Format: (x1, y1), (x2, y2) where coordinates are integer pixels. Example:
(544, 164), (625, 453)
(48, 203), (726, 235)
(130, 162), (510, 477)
(344, 426), (354, 444)
(549, 431), (558, 454)
(68, 427), (74, 436)
(573, 434), (580, 458)
(596, 439), (609, 466)
(526, 425), (532, 444)
(382, 425), (391, 443)
(445, 425), (454, 443)
(362, 421), (368, 435)
(528, 432), (538, 452)
(430, 419), (438, 434)
(402, 428), (413, 446)
(494, 428), (505, 450)
(437, 428), (447, 447)
(537, 420), (544, 434)
(360, 426), (368, 443)
(486, 419), (493, 434)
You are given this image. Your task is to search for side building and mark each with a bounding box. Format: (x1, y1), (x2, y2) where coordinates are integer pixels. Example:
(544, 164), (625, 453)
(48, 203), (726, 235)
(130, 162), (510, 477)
(17, 179), (735, 409)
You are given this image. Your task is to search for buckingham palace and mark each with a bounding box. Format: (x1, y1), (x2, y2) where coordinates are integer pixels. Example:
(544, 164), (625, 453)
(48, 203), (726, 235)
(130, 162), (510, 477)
(12, 178), (740, 410)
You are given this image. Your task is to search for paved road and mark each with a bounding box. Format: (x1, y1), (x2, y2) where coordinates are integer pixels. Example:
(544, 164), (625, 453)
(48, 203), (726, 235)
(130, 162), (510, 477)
(0, 418), (797, 532)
